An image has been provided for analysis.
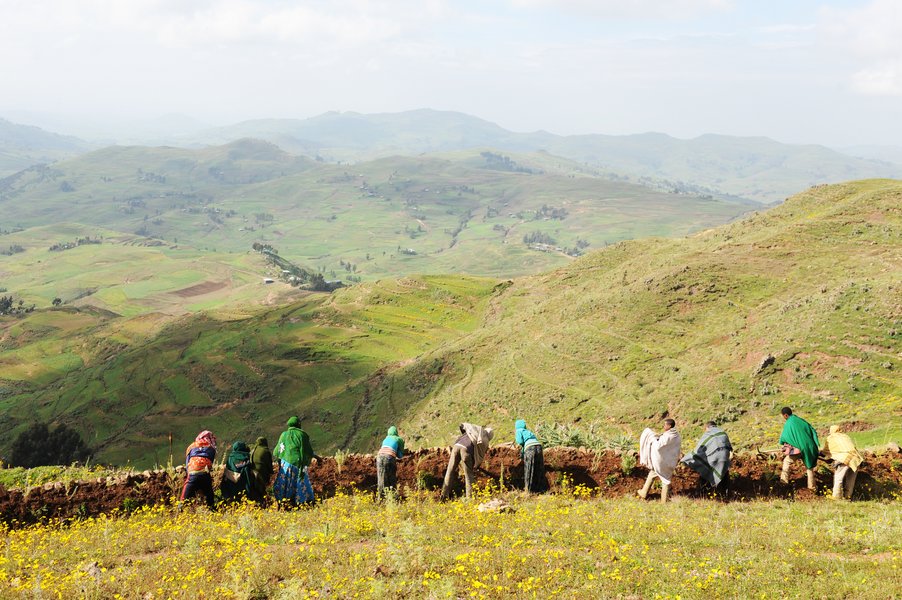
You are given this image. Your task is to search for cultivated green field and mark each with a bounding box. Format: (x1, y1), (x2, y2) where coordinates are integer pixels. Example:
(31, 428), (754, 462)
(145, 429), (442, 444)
(0, 275), (498, 464)
(1, 141), (754, 283)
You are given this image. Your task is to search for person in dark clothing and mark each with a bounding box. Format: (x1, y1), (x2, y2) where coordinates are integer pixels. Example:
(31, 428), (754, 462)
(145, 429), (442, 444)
(220, 441), (253, 503)
(248, 436), (273, 504)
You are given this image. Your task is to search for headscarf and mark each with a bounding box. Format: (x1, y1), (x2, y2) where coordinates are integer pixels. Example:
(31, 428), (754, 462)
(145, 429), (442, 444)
(387, 425), (398, 436)
(226, 441), (251, 471)
(195, 430), (217, 449)
(287, 416), (300, 428)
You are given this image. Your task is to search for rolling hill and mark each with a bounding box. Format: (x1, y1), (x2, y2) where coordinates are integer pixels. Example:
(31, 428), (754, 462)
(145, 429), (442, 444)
(0, 141), (754, 289)
(0, 118), (90, 178)
(1, 179), (898, 465)
(190, 109), (902, 203)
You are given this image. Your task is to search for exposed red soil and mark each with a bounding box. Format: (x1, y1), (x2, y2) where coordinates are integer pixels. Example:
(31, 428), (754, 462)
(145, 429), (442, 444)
(1, 449), (899, 527)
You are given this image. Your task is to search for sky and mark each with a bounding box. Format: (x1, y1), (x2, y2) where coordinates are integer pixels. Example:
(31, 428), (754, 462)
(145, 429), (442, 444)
(1, 0), (901, 147)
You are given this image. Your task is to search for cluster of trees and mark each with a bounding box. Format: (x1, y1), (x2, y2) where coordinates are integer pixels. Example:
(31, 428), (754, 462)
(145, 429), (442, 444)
(562, 239), (591, 257)
(9, 422), (91, 468)
(252, 242), (278, 254)
(522, 231), (557, 246)
(0, 244), (25, 256)
(136, 168), (166, 183)
(0, 295), (35, 315)
(535, 204), (569, 220)
(254, 243), (341, 292)
(480, 151), (536, 174)
(48, 236), (101, 252)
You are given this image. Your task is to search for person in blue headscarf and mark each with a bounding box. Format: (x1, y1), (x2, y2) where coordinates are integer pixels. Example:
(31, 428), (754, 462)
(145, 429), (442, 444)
(515, 420), (546, 493)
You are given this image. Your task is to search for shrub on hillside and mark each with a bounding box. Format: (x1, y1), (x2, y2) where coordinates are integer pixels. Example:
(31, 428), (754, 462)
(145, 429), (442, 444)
(9, 423), (92, 468)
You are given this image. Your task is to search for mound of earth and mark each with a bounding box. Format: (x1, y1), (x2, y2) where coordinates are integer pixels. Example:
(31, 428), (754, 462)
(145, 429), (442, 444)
(1, 448), (899, 526)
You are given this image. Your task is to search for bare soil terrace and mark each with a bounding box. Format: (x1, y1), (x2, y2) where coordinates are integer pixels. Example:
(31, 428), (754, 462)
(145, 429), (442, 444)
(1, 447), (899, 526)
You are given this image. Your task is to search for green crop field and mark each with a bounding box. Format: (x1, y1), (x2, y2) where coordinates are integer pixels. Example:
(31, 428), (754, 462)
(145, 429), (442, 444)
(1, 141), (754, 286)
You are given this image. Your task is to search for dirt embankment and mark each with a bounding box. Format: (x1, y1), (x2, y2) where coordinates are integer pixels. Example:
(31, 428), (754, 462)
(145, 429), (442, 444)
(1, 448), (899, 526)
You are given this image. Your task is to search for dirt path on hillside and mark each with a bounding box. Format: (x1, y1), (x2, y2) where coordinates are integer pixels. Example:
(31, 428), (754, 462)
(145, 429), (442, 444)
(1, 448), (899, 526)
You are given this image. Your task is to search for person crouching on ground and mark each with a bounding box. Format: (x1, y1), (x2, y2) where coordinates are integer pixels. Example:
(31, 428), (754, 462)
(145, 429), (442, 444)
(515, 419), (546, 493)
(441, 423), (494, 500)
(638, 418), (682, 503)
(778, 407), (819, 490)
(822, 424), (864, 500)
(376, 426), (405, 498)
(273, 416), (321, 506)
(180, 430), (217, 509)
(681, 421), (733, 497)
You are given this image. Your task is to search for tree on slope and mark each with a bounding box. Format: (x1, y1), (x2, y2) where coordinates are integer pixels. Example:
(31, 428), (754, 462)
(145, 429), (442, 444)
(9, 423), (92, 468)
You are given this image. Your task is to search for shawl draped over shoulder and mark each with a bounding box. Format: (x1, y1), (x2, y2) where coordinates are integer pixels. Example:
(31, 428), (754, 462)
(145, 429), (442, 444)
(639, 427), (682, 485)
(680, 427), (732, 487)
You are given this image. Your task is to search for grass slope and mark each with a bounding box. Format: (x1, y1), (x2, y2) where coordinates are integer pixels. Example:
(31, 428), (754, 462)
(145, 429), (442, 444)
(392, 179), (902, 449)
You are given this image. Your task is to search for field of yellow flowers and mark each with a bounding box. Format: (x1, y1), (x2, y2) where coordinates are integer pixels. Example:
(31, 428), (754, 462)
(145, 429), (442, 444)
(1, 484), (899, 599)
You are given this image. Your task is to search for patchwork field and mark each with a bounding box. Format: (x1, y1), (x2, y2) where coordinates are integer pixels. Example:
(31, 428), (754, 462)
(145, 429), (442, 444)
(0, 142), (754, 283)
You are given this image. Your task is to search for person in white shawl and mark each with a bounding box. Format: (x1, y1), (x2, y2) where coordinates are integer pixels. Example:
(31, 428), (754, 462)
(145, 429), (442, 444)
(638, 418), (682, 502)
(441, 423), (494, 500)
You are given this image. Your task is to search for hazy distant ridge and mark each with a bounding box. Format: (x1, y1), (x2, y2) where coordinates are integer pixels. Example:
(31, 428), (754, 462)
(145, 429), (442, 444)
(193, 109), (902, 203)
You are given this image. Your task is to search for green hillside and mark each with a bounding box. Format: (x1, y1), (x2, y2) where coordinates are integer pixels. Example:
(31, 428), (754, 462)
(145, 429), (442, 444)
(390, 179), (902, 448)
(1, 180), (898, 466)
(0, 275), (498, 464)
(1, 141), (752, 282)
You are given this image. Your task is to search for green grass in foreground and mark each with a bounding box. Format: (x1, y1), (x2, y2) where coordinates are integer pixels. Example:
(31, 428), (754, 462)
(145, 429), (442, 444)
(1, 491), (899, 598)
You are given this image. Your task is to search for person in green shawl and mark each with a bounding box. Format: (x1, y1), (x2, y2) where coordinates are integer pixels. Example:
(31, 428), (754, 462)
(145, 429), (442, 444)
(248, 437), (273, 504)
(778, 407), (820, 490)
(273, 417), (321, 506)
(220, 441), (253, 502)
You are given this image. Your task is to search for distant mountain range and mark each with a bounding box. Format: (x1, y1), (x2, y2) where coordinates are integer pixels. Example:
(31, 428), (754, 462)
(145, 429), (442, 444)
(188, 109), (902, 203)
(3, 109), (902, 203)
(0, 118), (91, 177)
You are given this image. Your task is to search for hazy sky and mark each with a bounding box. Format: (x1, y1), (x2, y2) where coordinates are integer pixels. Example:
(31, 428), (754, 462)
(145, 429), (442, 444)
(2, 0), (901, 146)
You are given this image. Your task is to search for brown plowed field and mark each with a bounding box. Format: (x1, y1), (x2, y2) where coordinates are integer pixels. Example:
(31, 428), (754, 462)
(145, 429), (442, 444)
(1, 448), (899, 526)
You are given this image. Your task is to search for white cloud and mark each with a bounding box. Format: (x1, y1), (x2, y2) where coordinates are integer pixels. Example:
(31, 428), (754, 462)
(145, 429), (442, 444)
(851, 61), (902, 95)
(820, 0), (902, 96)
(508, 0), (733, 19)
